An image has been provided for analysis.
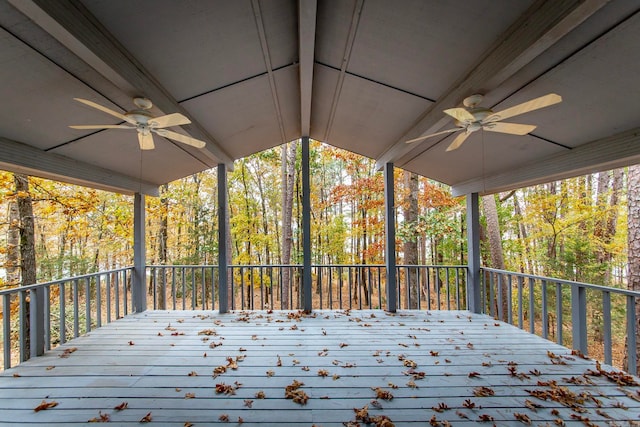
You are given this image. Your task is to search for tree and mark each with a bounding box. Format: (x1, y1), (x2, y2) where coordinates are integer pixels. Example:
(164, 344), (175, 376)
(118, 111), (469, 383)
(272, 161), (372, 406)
(281, 140), (297, 308)
(482, 194), (507, 320)
(402, 171), (419, 309)
(626, 164), (640, 375)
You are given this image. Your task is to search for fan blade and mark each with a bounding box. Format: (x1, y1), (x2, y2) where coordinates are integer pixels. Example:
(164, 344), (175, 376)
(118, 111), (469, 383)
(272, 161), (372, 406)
(69, 124), (134, 130)
(446, 131), (472, 152)
(155, 129), (206, 148)
(138, 132), (155, 150)
(443, 107), (476, 123)
(485, 93), (562, 122)
(405, 128), (463, 144)
(484, 122), (537, 135)
(149, 113), (191, 128)
(73, 98), (137, 125)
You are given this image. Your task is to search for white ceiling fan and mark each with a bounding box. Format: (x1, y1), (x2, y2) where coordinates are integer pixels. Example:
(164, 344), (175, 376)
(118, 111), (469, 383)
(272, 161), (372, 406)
(69, 97), (206, 150)
(406, 93), (562, 151)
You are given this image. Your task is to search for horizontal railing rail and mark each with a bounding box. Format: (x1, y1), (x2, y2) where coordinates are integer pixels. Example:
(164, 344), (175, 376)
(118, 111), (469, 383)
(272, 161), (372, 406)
(0, 267), (134, 370)
(480, 267), (640, 373)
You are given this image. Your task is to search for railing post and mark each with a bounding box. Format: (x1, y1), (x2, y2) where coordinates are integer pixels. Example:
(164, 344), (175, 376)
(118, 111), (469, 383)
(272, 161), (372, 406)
(302, 137), (312, 312)
(466, 193), (481, 313)
(218, 164), (229, 313)
(627, 295), (637, 374)
(384, 162), (397, 312)
(132, 193), (147, 313)
(29, 287), (45, 358)
(571, 284), (588, 354)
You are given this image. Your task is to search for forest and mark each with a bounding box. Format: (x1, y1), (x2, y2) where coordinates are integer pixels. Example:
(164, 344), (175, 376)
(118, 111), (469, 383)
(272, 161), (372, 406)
(0, 140), (636, 369)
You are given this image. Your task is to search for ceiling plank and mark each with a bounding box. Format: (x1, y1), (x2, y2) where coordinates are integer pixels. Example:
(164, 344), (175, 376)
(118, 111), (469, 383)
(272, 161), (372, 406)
(298, 0), (317, 137)
(452, 127), (640, 196)
(0, 136), (158, 196)
(9, 0), (233, 168)
(375, 0), (611, 171)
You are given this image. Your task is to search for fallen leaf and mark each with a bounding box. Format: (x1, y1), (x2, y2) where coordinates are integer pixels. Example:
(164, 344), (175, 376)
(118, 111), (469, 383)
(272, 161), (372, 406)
(34, 400), (58, 412)
(473, 386), (495, 397)
(87, 411), (110, 422)
(59, 347), (78, 358)
(255, 391), (266, 399)
(140, 412), (152, 423)
(184, 392), (195, 399)
(114, 401), (128, 410)
(244, 399), (253, 408)
(219, 413), (229, 422)
(514, 412), (531, 425)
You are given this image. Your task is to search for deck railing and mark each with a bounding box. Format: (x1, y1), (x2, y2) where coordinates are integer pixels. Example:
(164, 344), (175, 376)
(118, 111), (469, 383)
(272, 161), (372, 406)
(0, 267), (133, 370)
(480, 267), (639, 373)
(147, 264), (467, 311)
(2, 264), (637, 373)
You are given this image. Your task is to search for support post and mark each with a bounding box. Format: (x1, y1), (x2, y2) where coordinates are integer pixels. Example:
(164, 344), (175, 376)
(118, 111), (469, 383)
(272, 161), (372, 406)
(302, 137), (312, 312)
(218, 164), (229, 313)
(132, 193), (147, 313)
(384, 162), (397, 312)
(466, 193), (481, 313)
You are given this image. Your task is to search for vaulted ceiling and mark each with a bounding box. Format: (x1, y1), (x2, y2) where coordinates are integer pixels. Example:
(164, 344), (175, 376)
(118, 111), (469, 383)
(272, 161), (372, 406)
(1, 0), (639, 196)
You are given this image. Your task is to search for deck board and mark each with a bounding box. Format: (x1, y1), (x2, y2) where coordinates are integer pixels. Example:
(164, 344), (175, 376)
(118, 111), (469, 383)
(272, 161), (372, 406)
(1, 310), (639, 426)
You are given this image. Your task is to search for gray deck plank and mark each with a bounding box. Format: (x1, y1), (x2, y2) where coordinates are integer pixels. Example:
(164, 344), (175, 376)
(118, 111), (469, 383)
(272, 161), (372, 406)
(1, 310), (638, 426)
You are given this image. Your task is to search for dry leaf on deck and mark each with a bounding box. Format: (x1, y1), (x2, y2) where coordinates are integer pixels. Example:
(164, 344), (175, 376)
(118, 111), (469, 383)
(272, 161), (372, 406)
(87, 411), (110, 422)
(140, 412), (152, 423)
(114, 401), (128, 410)
(34, 400), (58, 412)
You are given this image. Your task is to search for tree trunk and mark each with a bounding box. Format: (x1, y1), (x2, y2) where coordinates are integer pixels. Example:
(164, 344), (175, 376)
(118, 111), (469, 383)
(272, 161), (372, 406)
(281, 140), (297, 309)
(157, 184), (169, 309)
(14, 173), (37, 356)
(482, 194), (507, 321)
(6, 200), (20, 287)
(625, 165), (640, 374)
(403, 172), (419, 309)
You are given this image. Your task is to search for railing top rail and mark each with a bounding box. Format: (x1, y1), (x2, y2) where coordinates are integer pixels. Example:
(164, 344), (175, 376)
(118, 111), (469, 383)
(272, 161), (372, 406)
(0, 266), (134, 296)
(481, 266), (640, 298)
(148, 264), (467, 268)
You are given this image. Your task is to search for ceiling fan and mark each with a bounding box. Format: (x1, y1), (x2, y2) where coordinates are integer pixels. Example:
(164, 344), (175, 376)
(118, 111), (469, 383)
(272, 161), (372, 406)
(406, 93), (562, 151)
(69, 97), (207, 150)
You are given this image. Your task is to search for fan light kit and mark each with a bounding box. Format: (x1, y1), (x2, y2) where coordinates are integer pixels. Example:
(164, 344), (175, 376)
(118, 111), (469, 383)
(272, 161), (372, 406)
(70, 97), (207, 150)
(406, 93), (562, 151)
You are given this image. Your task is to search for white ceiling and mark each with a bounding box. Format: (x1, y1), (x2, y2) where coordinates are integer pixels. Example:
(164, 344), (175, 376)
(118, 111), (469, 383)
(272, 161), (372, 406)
(0, 0), (639, 196)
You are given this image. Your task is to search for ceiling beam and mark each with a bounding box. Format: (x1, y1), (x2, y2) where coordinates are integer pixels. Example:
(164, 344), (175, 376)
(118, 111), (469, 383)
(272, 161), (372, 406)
(9, 0), (233, 168)
(452, 127), (640, 196)
(298, 0), (317, 137)
(0, 136), (158, 196)
(252, 0), (287, 144)
(375, 0), (610, 171)
(323, 0), (364, 142)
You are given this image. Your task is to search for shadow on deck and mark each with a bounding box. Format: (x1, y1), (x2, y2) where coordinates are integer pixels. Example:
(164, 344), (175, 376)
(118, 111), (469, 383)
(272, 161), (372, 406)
(0, 310), (639, 426)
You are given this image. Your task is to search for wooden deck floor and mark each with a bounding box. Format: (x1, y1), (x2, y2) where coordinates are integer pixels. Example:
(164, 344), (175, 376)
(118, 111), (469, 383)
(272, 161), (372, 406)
(0, 310), (639, 426)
